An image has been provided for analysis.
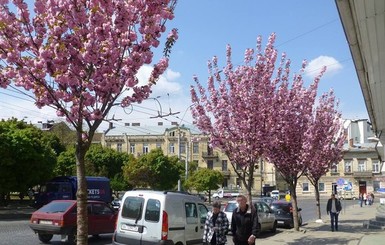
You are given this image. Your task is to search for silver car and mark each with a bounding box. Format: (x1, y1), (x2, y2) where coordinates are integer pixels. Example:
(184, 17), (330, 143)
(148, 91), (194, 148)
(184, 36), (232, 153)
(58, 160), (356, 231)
(223, 200), (277, 236)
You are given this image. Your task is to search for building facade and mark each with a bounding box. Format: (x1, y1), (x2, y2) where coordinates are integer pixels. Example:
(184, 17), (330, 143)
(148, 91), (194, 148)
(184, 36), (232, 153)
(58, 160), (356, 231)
(101, 122), (276, 195)
(295, 119), (385, 198)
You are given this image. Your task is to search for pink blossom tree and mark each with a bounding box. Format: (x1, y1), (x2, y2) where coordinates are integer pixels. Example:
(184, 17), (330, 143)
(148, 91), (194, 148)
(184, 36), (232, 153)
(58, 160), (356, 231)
(0, 0), (177, 244)
(304, 91), (345, 220)
(190, 33), (289, 202)
(265, 62), (326, 231)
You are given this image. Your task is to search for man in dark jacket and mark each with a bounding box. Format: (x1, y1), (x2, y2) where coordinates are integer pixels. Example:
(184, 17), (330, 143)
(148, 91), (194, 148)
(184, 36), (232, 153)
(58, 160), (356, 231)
(231, 195), (259, 245)
(326, 194), (342, 231)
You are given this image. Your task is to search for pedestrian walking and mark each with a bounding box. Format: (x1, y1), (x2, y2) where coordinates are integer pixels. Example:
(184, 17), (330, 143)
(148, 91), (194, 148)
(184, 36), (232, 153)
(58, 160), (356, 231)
(363, 193), (367, 205)
(231, 195), (259, 245)
(359, 193), (364, 207)
(326, 193), (342, 232)
(368, 193), (373, 205)
(203, 201), (229, 245)
(371, 192), (375, 204)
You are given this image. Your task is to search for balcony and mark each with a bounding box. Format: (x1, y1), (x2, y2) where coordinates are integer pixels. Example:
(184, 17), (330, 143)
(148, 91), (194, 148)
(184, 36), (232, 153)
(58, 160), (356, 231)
(202, 152), (219, 159)
(353, 171), (373, 178)
(222, 170), (231, 177)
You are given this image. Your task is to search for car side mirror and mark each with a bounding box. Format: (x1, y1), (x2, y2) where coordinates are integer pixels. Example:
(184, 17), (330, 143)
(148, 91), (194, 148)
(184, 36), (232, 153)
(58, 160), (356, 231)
(297, 208), (302, 212)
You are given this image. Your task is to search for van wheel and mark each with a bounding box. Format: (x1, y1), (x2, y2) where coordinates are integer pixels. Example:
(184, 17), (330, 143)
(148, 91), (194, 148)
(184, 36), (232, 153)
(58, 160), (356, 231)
(38, 233), (53, 243)
(271, 221), (277, 233)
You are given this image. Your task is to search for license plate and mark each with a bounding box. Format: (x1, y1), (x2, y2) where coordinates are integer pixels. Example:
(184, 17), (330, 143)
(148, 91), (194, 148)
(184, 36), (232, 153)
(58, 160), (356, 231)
(121, 224), (139, 232)
(277, 221), (284, 224)
(39, 220), (52, 225)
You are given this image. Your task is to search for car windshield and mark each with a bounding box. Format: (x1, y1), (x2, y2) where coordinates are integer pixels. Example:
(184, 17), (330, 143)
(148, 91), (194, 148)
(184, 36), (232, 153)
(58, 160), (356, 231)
(270, 203), (291, 213)
(38, 201), (74, 213)
(224, 202), (238, 212)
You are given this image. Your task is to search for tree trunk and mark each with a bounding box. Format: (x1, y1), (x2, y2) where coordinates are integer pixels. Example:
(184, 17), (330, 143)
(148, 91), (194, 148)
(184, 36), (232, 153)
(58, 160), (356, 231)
(313, 181), (321, 220)
(289, 180), (300, 231)
(75, 136), (90, 245)
(246, 162), (254, 209)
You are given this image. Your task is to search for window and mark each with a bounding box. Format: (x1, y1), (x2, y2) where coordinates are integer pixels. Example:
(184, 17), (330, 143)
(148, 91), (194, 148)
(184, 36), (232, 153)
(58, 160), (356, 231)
(358, 160), (366, 172)
(222, 160), (228, 171)
(169, 131), (175, 136)
(236, 164), (242, 170)
(156, 142), (162, 149)
(117, 143), (122, 152)
(344, 161), (352, 173)
(331, 163), (338, 173)
(130, 143), (135, 154)
(145, 199), (160, 222)
(373, 161), (380, 173)
(180, 142), (186, 154)
(193, 142), (199, 154)
(302, 183), (309, 192)
(198, 204), (208, 224)
(169, 143), (175, 154)
(143, 143), (149, 154)
(185, 203), (197, 224)
(207, 160), (213, 169)
(122, 197), (143, 219)
(319, 182), (325, 192)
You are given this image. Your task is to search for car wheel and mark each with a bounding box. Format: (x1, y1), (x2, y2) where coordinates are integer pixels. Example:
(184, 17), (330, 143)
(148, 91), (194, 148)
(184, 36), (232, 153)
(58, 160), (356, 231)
(271, 221), (277, 233)
(38, 233), (53, 243)
(298, 216), (303, 226)
(68, 230), (76, 244)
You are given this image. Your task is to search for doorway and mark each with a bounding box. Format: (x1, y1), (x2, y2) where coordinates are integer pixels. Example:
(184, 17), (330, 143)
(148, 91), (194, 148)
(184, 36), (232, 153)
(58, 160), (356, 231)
(359, 181), (367, 194)
(332, 183), (338, 194)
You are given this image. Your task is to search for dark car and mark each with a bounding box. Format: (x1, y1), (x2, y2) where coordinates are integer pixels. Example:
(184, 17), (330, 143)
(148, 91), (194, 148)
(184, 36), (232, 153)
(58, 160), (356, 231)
(255, 196), (275, 205)
(269, 201), (302, 228)
(29, 200), (117, 244)
(111, 196), (122, 210)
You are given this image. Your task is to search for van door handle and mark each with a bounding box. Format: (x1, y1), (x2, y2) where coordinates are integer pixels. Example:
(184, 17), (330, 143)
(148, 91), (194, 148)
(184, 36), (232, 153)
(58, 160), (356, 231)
(195, 226), (198, 232)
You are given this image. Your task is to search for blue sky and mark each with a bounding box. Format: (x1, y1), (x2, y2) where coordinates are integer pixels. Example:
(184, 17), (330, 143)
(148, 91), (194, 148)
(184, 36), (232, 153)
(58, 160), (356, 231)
(0, 0), (369, 131)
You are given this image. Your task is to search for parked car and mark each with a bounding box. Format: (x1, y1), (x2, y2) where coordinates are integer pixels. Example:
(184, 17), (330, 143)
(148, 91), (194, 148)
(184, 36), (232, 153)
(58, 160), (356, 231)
(29, 200), (117, 244)
(255, 196), (275, 205)
(112, 190), (208, 245)
(269, 200), (302, 228)
(223, 199), (276, 236)
(195, 193), (208, 202)
(111, 196), (123, 210)
(270, 190), (280, 199)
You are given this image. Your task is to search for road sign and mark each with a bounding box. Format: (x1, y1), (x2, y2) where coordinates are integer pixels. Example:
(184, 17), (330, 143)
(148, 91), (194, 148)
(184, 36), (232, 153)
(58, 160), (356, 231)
(337, 178), (345, 186)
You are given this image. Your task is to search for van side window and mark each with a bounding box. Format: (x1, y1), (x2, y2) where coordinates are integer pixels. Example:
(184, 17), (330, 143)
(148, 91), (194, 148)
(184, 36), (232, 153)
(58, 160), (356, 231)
(122, 197), (144, 220)
(198, 204), (208, 224)
(145, 199), (160, 222)
(185, 202), (198, 224)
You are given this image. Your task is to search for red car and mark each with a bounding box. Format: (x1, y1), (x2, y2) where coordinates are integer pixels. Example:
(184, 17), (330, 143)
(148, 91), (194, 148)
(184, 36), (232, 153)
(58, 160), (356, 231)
(29, 200), (117, 244)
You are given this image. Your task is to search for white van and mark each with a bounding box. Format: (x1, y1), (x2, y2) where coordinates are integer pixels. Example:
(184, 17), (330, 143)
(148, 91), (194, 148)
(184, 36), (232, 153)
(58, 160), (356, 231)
(112, 190), (208, 245)
(271, 190), (280, 199)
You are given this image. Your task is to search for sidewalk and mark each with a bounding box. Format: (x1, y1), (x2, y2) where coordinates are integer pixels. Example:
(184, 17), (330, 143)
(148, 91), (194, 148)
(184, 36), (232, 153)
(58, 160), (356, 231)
(0, 202), (34, 220)
(256, 202), (384, 245)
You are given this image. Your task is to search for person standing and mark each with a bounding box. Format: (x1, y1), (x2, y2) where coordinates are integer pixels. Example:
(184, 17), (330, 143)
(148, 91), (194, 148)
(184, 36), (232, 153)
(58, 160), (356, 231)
(359, 193), (364, 207)
(231, 195), (259, 245)
(326, 194), (342, 232)
(203, 201), (229, 245)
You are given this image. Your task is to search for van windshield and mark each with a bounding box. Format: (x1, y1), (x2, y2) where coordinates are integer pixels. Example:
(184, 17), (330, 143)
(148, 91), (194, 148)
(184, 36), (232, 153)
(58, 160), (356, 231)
(121, 197), (144, 220)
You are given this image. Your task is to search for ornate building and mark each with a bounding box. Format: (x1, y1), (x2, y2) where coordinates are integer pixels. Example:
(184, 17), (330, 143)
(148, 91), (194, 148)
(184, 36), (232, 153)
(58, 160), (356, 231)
(295, 119), (385, 197)
(101, 122), (276, 195)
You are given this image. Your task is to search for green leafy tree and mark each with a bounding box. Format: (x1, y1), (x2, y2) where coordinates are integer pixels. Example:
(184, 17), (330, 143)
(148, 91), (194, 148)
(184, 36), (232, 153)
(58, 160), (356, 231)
(186, 168), (223, 203)
(56, 144), (129, 179)
(123, 148), (182, 190)
(0, 119), (57, 205)
(110, 173), (131, 197)
(55, 147), (77, 176)
(49, 122), (77, 149)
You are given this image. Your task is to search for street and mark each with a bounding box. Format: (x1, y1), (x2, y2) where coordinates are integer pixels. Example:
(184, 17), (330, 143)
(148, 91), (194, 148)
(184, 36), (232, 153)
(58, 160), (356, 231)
(0, 197), (359, 245)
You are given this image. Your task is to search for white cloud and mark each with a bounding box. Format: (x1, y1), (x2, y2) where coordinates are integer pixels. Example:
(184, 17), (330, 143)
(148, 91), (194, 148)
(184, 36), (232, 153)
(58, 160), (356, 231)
(304, 56), (343, 78)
